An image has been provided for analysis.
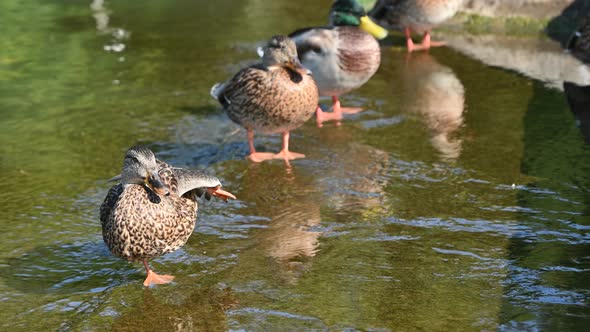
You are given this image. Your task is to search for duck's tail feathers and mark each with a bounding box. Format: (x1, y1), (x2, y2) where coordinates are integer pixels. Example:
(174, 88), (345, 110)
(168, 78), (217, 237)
(211, 82), (232, 107)
(107, 174), (122, 182)
(210, 82), (226, 100)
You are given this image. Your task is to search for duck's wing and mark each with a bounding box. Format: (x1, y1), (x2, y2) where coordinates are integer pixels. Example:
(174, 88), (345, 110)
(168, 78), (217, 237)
(100, 183), (124, 224)
(289, 26), (334, 61)
(171, 167), (235, 201)
(210, 64), (267, 108)
(368, 0), (405, 29)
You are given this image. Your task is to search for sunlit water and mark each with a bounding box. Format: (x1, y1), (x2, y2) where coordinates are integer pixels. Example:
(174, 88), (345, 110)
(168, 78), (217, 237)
(1, 0), (589, 330)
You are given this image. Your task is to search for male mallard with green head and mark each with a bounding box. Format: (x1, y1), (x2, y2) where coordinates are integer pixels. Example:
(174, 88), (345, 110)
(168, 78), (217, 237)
(369, 0), (464, 52)
(211, 35), (318, 162)
(289, 0), (388, 127)
(100, 146), (236, 286)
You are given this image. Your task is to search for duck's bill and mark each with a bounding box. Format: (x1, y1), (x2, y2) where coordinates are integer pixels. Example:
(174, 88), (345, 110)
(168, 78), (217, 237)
(207, 186), (237, 201)
(359, 16), (388, 40)
(287, 58), (312, 75)
(147, 176), (170, 196)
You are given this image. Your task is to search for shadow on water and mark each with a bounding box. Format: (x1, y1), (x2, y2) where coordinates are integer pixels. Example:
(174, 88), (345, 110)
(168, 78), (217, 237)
(500, 79), (590, 329)
(109, 286), (238, 331)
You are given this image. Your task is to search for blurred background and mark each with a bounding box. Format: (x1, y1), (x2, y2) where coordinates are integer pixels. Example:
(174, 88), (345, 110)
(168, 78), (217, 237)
(1, 0), (589, 330)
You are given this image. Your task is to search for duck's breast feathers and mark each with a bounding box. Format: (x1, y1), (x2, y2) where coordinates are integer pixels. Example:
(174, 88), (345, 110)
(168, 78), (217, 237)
(334, 26), (381, 74)
(171, 168), (222, 198)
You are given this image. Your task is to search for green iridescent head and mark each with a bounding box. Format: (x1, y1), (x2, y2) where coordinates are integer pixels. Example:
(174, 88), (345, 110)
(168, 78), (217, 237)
(329, 0), (388, 39)
(329, 0), (366, 26)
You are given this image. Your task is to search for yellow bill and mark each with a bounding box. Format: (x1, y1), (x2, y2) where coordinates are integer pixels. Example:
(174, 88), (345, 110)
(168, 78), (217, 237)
(359, 15), (388, 40)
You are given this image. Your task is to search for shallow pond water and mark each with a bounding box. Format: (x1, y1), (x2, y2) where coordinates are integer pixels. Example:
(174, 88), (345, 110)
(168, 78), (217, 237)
(1, 0), (589, 330)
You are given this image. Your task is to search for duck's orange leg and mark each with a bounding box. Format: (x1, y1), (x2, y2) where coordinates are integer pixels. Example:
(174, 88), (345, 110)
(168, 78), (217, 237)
(142, 259), (174, 287)
(271, 131), (305, 161)
(316, 96), (362, 127)
(406, 28), (445, 52)
(418, 31), (446, 49)
(246, 128), (275, 163)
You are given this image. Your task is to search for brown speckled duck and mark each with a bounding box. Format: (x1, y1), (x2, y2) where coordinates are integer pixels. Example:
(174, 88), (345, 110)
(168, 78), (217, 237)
(100, 146), (236, 286)
(369, 0), (464, 52)
(289, 0), (388, 126)
(211, 35), (318, 162)
(567, 14), (590, 64)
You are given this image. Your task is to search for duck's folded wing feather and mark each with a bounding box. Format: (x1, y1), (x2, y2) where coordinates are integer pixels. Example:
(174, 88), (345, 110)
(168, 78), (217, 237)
(172, 168), (222, 198)
(289, 26), (332, 60)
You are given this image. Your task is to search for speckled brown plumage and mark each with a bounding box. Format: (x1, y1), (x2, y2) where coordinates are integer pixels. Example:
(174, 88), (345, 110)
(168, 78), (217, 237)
(100, 160), (197, 261)
(215, 64), (318, 134)
(211, 36), (318, 162)
(567, 14), (590, 64)
(100, 146), (235, 285)
(369, 0), (463, 33)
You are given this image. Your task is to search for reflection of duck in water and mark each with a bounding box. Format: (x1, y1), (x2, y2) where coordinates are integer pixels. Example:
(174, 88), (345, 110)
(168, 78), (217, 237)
(400, 52), (465, 161)
(238, 164), (322, 284)
(111, 286), (238, 331)
(565, 13), (590, 143)
(314, 139), (390, 214)
(369, 0), (463, 52)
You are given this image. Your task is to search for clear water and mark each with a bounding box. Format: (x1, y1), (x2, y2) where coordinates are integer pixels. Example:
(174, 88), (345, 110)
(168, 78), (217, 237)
(1, 0), (589, 330)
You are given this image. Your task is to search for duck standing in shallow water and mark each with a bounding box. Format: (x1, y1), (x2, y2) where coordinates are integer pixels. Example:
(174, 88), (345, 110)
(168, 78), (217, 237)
(211, 35), (318, 162)
(369, 0), (463, 52)
(100, 146), (236, 286)
(289, 0), (388, 126)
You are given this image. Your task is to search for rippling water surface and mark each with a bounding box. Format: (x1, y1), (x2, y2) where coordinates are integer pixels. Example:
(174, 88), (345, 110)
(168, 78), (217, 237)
(1, 0), (589, 330)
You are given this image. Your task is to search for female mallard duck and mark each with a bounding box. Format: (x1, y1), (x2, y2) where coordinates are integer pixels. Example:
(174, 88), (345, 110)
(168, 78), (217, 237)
(100, 146), (236, 286)
(211, 35), (318, 162)
(369, 0), (464, 52)
(289, 0), (388, 126)
(567, 13), (590, 64)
